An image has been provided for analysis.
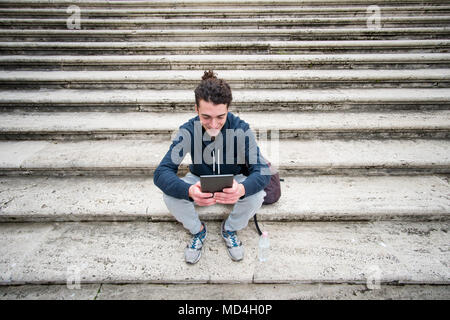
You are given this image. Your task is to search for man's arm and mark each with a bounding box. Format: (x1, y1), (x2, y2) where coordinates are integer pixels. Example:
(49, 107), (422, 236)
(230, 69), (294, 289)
(153, 130), (193, 201)
(239, 129), (271, 198)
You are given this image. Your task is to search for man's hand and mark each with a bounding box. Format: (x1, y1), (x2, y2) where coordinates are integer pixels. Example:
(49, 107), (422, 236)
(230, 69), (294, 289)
(189, 181), (216, 206)
(214, 180), (245, 205)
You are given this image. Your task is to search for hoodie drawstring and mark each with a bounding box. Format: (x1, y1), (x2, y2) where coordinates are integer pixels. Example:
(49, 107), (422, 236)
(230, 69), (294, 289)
(212, 149), (221, 175)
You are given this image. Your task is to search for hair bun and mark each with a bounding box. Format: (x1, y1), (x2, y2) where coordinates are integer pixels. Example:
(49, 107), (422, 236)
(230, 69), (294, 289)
(202, 70), (217, 81)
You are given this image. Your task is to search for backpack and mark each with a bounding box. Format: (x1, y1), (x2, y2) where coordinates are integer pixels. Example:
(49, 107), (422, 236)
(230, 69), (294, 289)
(261, 160), (281, 205)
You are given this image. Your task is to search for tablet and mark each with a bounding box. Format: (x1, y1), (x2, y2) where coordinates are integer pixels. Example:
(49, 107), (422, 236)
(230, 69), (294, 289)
(200, 174), (234, 193)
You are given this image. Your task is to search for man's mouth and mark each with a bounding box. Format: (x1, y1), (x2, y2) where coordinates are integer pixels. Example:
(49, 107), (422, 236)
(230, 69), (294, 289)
(206, 127), (222, 137)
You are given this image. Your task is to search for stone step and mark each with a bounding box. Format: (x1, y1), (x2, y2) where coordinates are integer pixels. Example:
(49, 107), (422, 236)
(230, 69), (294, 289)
(1, 0), (448, 299)
(1, 283), (450, 300)
(2, 16), (449, 29)
(0, 220), (448, 285)
(1, 6), (449, 19)
(1, 40), (448, 55)
(1, 69), (448, 90)
(1, 111), (449, 140)
(1, 0), (447, 9)
(1, 53), (449, 71)
(1, 27), (448, 42)
(0, 88), (449, 112)
(0, 138), (449, 176)
(0, 175), (448, 223)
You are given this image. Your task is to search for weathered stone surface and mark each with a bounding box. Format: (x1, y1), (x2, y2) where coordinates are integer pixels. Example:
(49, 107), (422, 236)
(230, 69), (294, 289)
(2, 16), (449, 29)
(0, 0), (449, 299)
(0, 284), (100, 300)
(1, 88), (449, 109)
(1, 111), (449, 140)
(0, 175), (449, 222)
(0, 69), (448, 90)
(1, 283), (449, 300)
(1, 5), (448, 18)
(2, 40), (449, 57)
(0, 138), (449, 175)
(1, 53), (448, 69)
(0, 221), (448, 285)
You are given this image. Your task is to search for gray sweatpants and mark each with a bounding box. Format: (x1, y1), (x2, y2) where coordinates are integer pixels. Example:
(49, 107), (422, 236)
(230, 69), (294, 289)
(163, 172), (266, 234)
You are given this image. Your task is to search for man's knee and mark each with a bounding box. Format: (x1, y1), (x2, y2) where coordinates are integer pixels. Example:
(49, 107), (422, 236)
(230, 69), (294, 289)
(162, 192), (174, 206)
(163, 192), (191, 210)
(241, 188), (266, 207)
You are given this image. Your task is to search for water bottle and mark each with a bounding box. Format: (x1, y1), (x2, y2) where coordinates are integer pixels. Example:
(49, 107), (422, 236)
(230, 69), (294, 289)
(258, 231), (270, 262)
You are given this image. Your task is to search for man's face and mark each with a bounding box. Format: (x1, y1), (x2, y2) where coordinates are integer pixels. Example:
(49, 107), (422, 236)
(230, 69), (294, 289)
(196, 99), (228, 137)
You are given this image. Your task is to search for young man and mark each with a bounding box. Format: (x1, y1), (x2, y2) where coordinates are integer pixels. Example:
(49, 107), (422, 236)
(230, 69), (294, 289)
(154, 70), (270, 264)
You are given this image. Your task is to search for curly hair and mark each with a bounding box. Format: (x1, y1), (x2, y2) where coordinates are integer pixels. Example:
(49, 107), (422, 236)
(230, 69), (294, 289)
(194, 70), (232, 108)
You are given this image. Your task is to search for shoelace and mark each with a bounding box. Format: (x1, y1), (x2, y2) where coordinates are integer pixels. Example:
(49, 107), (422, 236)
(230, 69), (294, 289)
(190, 231), (205, 249)
(224, 230), (239, 247)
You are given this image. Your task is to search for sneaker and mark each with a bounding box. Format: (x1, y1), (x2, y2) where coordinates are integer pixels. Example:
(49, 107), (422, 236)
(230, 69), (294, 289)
(185, 222), (207, 264)
(221, 220), (244, 261)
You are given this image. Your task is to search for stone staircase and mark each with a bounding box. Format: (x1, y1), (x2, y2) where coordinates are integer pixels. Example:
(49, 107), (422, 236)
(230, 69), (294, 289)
(0, 0), (449, 300)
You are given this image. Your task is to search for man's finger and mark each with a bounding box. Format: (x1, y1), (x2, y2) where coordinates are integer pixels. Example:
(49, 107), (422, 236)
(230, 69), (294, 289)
(196, 191), (213, 198)
(216, 189), (238, 198)
(222, 180), (238, 193)
(214, 194), (238, 202)
(215, 191), (237, 197)
(195, 197), (213, 204)
(216, 198), (238, 205)
(214, 193), (232, 201)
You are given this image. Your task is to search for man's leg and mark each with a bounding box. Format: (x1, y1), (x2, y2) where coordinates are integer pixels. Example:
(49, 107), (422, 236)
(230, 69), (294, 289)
(221, 174), (266, 262)
(162, 172), (203, 235)
(224, 174), (266, 232)
(162, 172), (207, 264)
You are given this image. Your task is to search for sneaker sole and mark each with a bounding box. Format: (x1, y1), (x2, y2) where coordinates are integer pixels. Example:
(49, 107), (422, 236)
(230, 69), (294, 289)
(186, 250), (202, 264)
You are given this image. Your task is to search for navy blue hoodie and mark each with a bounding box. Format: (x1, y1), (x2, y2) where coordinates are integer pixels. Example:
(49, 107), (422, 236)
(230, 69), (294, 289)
(154, 112), (271, 201)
